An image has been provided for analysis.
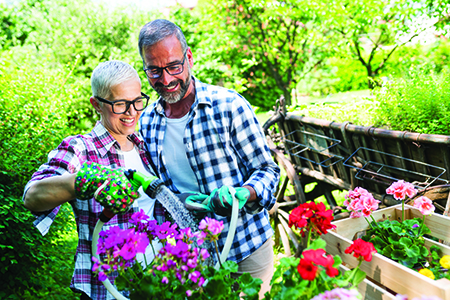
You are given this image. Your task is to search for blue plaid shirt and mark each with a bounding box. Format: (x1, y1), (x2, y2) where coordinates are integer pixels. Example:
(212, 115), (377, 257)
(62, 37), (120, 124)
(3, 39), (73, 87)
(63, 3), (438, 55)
(139, 77), (280, 263)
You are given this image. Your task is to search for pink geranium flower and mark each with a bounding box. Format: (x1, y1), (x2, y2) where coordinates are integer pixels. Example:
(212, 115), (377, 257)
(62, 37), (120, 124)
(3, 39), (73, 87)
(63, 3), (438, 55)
(344, 187), (380, 218)
(386, 180), (418, 201)
(413, 196), (435, 216)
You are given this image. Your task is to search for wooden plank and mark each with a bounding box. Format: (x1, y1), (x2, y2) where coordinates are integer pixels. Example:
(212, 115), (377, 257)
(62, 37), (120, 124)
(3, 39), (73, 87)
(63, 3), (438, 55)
(441, 146), (450, 181)
(339, 265), (396, 300)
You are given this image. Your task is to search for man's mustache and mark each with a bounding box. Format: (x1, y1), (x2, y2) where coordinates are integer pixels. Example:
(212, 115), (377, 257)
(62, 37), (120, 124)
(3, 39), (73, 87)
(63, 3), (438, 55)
(154, 80), (181, 88)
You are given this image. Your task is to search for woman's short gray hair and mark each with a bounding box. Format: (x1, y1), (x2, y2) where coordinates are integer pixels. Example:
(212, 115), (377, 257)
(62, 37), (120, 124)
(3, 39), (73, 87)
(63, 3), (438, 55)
(138, 19), (188, 60)
(91, 61), (140, 99)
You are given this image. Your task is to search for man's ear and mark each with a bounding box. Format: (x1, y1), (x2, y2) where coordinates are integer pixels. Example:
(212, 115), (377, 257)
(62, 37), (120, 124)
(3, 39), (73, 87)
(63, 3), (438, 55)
(90, 97), (102, 114)
(187, 47), (194, 69)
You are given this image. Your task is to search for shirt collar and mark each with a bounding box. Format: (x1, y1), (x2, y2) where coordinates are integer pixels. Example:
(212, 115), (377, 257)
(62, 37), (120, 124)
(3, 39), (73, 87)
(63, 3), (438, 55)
(153, 76), (211, 116)
(92, 121), (144, 157)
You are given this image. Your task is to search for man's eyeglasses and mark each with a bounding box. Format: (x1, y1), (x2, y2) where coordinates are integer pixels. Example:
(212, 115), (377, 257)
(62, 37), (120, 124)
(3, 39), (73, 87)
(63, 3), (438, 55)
(143, 50), (188, 79)
(95, 92), (150, 114)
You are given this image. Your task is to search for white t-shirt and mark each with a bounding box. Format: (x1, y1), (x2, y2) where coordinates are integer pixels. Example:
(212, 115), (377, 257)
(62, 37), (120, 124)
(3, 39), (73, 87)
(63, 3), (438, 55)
(119, 146), (162, 267)
(163, 114), (199, 192)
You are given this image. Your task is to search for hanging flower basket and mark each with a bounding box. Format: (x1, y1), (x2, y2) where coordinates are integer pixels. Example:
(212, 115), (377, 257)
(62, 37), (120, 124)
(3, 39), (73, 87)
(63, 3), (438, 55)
(323, 204), (450, 299)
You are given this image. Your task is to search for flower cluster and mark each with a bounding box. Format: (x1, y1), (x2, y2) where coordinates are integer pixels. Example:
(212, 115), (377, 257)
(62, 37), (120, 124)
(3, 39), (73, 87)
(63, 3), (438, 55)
(92, 210), (224, 298)
(288, 201), (336, 238)
(344, 238), (377, 262)
(413, 196), (435, 216)
(93, 226), (150, 281)
(386, 180), (417, 201)
(297, 248), (339, 280)
(418, 254), (450, 281)
(344, 181), (445, 280)
(343, 187), (380, 218)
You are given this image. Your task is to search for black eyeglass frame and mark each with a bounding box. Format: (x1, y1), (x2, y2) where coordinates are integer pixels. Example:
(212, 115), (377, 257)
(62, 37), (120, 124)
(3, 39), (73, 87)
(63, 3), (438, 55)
(95, 92), (150, 114)
(143, 50), (188, 79)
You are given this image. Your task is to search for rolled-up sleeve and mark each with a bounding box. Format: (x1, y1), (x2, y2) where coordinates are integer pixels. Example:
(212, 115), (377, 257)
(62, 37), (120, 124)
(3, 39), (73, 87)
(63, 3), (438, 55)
(230, 96), (280, 212)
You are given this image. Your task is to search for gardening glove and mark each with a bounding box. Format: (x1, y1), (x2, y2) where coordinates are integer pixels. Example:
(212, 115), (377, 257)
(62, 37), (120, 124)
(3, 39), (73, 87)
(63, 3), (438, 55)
(74, 161), (141, 214)
(178, 191), (212, 216)
(208, 186), (250, 217)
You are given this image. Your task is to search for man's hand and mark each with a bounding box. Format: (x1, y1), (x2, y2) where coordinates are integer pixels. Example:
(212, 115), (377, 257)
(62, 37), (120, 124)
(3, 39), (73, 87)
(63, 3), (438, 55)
(208, 186), (250, 217)
(178, 192), (211, 216)
(74, 161), (140, 213)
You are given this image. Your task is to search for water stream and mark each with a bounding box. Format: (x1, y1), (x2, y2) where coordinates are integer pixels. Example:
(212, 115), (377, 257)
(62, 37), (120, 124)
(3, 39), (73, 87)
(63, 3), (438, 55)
(153, 185), (215, 265)
(153, 185), (198, 230)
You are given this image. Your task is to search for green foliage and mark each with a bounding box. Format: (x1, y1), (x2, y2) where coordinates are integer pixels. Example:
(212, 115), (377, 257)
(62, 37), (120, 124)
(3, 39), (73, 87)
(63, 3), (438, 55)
(0, 51), (77, 298)
(200, 0), (336, 107)
(12, 0), (163, 131)
(325, 0), (437, 89)
(0, 51), (77, 191)
(373, 67), (450, 135)
(291, 95), (377, 126)
(0, 1), (36, 49)
(266, 238), (361, 300)
(362, 217), (431, 269)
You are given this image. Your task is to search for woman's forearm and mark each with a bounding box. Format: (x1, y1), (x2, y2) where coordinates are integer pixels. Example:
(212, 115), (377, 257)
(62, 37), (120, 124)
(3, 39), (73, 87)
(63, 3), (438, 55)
(24, 173), (77, 212)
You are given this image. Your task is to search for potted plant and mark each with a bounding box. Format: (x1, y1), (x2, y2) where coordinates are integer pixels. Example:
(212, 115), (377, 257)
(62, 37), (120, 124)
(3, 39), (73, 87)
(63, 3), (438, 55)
(92, 211), (262, 299)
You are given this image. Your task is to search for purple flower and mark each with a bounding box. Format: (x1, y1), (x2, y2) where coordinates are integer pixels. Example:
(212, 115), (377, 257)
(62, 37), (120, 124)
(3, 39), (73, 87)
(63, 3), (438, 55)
(156, 221), (178, 240)
(120, 243), (138, 260)
(198, 276), (205, 287)
(98, 271), (108, 282)
(186, 290), (192, 297)
(200, 248), (210, 260)
(161, 277), (169, 284)
(130, 209), (150, 225)
(193, 231), (207, 246)
(413, 224), (419, 228)
(177, 227), (194, 240)
(187, 258), (197, 269)
(188, 270), (201, 283)
(199, 217), (224, 241)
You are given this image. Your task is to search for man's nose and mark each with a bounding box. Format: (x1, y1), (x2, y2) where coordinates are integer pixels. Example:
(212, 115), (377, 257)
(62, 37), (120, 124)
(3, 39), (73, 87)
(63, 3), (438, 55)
(159, 69), (176, 86)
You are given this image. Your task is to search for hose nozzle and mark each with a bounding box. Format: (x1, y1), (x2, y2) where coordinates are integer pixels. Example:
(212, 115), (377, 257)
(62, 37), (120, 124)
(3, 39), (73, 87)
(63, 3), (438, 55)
(124, 169), (164, 198)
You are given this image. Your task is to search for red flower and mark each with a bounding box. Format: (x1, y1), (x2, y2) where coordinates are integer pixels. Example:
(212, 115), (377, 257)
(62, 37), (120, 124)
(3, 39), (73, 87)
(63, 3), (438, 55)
(323, 255), (339, 277)
(311, 205), (336, 235)
(303, 248), (327, 265)
(289, 202), (336, 236)
(299, 249), (339, 279)
(297, 259), (318, 281)
(345, 239), (377, 262)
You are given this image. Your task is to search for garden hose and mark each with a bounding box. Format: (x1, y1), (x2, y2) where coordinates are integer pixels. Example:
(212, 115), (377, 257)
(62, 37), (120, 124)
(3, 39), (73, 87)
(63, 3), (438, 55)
(92, 218), (128, 300)
(215, 187), (238, 270)
(91, 169), (239, 299)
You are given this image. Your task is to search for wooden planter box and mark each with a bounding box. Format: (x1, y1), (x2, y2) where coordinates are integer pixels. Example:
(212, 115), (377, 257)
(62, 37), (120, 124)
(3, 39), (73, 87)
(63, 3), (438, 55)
(323, 204), (450, 299)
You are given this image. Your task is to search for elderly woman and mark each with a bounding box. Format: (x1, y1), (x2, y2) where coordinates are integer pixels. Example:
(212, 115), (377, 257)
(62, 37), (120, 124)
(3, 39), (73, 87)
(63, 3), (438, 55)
(23, 61), (161, 300)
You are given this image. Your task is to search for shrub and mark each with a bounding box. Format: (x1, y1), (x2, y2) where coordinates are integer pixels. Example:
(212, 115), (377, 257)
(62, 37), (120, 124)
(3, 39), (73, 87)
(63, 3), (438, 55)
(373, 67), (450, 135)
(0, 51), (78, 298)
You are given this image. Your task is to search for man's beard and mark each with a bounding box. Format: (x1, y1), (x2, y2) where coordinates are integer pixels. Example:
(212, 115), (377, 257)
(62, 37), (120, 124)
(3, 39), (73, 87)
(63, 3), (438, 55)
(152, 72), (191, 104)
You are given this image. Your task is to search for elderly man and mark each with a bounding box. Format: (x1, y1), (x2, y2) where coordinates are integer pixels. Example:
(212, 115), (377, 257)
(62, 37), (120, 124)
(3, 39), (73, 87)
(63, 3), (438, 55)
(137, 19), (280, 298)
(23, 61), (161, 300)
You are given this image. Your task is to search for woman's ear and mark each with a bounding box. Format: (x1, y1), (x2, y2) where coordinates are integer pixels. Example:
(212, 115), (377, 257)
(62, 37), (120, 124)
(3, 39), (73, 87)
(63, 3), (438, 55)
(90, 97), (102, 115)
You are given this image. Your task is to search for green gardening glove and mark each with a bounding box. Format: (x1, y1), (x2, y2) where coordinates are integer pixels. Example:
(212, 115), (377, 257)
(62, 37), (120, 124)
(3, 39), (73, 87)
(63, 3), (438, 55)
(178, 192), (212, 216)
(208, 186), (250, 217)
(74, 161), (141, 214)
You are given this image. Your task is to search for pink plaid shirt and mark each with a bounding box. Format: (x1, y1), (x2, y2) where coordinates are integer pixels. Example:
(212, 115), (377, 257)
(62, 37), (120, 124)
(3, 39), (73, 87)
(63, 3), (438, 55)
(23, 122), (164, 300)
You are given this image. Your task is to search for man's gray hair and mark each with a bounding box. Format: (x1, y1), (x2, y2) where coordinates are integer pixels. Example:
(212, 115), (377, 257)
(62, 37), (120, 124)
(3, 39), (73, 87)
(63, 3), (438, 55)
(91, 61), (140, 99)
(138, 19), (188, 60)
